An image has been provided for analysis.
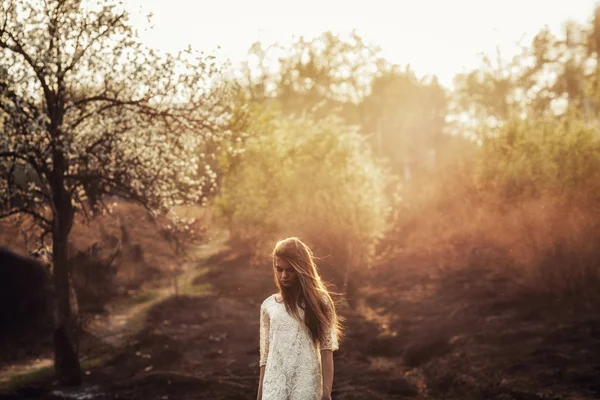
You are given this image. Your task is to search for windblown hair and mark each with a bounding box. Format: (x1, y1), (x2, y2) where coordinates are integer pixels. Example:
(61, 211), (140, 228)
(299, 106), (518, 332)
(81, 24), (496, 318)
(272, 237), (343, 345)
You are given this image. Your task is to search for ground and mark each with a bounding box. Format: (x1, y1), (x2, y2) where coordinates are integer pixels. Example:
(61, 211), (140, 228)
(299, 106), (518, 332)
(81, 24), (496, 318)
(1, 231), (600, 400)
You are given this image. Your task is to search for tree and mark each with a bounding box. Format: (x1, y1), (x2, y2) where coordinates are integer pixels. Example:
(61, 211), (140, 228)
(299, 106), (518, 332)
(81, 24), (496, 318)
(0, 0), (232, 385)
(239, 32), (450, 179)
(454, 5), (600, 126)
(216, 108), (388, 300)
(241, 31), (380, 123)
(453, 47), (521, 124)
(360, 65), (447, 177)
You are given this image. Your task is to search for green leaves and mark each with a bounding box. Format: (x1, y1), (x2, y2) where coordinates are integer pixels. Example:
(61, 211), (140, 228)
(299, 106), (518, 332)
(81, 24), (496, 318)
(478, 113), (600, 200)
(216, 108), (389, 271)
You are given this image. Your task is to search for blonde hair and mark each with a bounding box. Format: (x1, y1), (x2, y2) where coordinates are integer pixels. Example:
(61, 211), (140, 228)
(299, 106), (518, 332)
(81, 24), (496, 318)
(272, 237), (342, 344)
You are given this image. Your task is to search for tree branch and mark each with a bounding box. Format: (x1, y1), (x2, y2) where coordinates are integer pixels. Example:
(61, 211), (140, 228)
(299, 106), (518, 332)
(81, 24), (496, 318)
(63, 12), (126, 75)
(0, 80), (42, 121)
(0, 32), (52, 100)
(0, 207), (51, 227)
(66, 97), (150, 129)
(0, 150), (48, 179)
(65, 172), (155, 213)
(69, 94), (147, 109)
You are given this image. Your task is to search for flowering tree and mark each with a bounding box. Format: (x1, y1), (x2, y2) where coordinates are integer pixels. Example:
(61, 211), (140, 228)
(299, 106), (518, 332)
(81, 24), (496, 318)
(0, 0), (233, 384)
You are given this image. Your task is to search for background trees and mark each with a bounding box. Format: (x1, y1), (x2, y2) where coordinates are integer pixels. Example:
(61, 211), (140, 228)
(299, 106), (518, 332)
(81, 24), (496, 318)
(216, 109), (388, 298)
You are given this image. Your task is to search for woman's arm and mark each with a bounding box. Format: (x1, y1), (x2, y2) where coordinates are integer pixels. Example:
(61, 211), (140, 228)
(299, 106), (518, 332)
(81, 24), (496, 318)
(320, 295), (339, 399)
(257, 303), (269, 400)
(321, 350), (334, 400)
(257, 365), (266, 400)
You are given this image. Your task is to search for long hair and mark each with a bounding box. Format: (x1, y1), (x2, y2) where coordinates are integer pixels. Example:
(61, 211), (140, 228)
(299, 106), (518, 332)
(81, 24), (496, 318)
(272, 237), (343, 345)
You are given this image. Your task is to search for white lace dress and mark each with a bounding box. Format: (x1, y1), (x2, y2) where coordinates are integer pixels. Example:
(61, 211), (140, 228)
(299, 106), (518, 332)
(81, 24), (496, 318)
(259, 294), (339, 400)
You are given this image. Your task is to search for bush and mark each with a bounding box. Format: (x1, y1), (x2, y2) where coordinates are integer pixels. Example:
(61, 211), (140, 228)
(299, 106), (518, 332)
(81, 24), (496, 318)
(216, 111), (389, 295)
(0, 247), (53, 358)
(382, 113), (600, 304)
(479, 114), (600, 200)
(69, 243), (120, 314)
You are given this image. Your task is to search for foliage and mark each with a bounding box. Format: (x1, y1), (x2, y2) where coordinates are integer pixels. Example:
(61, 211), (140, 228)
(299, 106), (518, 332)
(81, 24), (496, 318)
(242, 31), (380, 115)
(216, 108), (389, 292)
(478, 111), (600, 200)
(386, 5), (600, 305)
(454, 5), (600, 124)
(240, 32), (448, 179)
(361, 65), (447, 174)
(384, 111), (600, 302)
(0, 247), (52, 356)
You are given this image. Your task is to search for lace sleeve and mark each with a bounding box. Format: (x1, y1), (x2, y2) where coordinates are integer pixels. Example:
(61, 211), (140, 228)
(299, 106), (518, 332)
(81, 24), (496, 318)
(320, 296), (339, 351)
(259, 302), (270, 366)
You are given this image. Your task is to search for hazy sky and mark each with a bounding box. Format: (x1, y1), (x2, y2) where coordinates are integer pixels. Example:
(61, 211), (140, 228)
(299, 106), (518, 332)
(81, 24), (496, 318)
(125, 0), (598, 87)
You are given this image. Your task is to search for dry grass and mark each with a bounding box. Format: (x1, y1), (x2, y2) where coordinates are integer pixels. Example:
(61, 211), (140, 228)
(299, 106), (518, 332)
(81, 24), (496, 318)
(0, 201), (216, 311)
(0, 216), (41, 255)
(0, 202), (215, 362)
(382, 176), (600, 304)
(71, 203), (178, 275)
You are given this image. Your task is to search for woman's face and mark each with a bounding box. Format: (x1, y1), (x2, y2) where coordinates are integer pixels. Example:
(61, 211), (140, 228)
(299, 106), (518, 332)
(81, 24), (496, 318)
(275, 256), (297, 288)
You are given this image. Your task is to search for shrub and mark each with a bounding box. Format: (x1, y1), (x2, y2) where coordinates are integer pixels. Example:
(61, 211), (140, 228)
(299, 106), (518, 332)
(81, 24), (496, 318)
(382, 113), (600, 304)
(0, 248), (53, 359)
(216, 111), (389, 295)
(479, 114), (600, 200)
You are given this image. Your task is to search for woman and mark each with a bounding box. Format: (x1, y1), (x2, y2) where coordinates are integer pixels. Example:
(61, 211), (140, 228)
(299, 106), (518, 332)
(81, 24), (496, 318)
(257, 237), (342, 400)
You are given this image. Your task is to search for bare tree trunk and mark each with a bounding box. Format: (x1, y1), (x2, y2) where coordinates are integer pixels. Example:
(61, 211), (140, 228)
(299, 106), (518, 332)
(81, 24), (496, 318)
(52, 227), (82, 386)
(51, 165), (82, 386)
(53, 222), (82, 385)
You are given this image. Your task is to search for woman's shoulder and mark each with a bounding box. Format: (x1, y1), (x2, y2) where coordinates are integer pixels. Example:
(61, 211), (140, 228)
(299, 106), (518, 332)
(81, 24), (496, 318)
(260, 293), (278, 310)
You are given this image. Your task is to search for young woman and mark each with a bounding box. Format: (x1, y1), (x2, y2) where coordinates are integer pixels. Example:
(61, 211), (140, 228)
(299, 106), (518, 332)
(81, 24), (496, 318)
(257, 237), (342, 400)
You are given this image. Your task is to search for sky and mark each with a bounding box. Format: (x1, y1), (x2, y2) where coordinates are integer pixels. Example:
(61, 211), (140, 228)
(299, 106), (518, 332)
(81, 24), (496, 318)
(124, 0), (599, 87)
